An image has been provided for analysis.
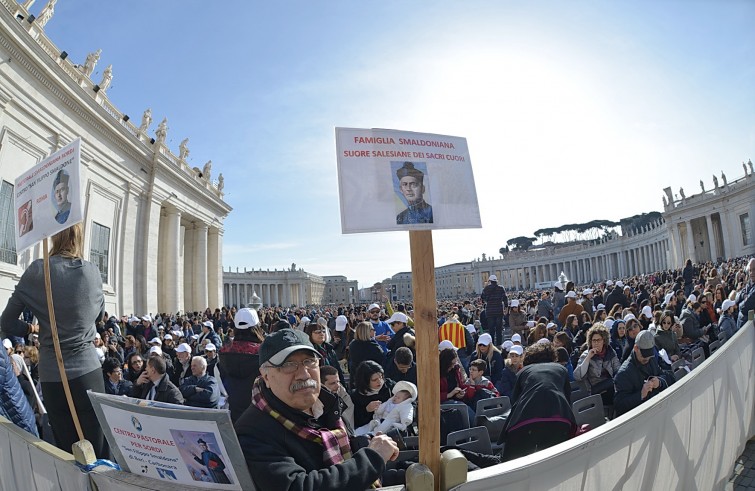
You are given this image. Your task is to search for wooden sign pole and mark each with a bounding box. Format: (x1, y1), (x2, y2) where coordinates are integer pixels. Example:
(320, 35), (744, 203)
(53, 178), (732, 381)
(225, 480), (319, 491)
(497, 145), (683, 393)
(42, 237), (85, 445)
(410, 230), (440, 489)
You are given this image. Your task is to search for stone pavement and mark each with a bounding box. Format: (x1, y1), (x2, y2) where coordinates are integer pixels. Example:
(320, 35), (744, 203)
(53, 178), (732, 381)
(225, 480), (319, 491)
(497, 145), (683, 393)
(729, 439), (755, 490)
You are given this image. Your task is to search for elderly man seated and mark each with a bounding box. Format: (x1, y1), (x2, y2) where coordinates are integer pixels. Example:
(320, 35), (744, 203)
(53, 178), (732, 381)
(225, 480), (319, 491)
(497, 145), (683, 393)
(235, 329), (399, 490)
(180, 356), (219, 408)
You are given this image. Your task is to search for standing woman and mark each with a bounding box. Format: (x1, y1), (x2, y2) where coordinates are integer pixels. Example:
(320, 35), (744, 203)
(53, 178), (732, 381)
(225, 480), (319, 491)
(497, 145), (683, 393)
(0, 224), (107, 457)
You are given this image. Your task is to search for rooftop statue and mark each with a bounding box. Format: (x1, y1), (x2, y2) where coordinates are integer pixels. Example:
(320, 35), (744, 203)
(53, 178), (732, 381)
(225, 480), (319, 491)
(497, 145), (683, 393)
(82, 49), (101, 77)
(155, 118), (168, 143)
(179, 138), (190, 160)
(35, 0), (56, 28)
(99, 65), (113, 92)
(202, 160), (212, 181)
(138, 108), (152, 133)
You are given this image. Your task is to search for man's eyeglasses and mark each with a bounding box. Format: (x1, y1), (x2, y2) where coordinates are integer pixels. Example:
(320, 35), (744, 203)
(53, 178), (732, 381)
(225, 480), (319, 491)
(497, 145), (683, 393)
(269, 358), (319, 374)
(313, 329), (326, 334)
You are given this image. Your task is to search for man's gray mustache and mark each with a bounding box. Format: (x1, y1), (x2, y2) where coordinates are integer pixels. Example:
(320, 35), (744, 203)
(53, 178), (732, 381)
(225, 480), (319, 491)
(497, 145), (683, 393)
(290, 379), (318, 392)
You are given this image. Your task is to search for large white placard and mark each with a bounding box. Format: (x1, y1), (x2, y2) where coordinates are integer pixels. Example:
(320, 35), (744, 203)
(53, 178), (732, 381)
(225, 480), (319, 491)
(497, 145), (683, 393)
(88, 393), (254, 490)
(335, 128), (481, 233)
(13, 138), (83, 252)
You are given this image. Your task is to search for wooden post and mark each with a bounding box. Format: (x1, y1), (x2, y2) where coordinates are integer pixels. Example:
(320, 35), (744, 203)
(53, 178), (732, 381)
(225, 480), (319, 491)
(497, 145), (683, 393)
(410, 230), (440, 489)
(42, 238), (86, 446)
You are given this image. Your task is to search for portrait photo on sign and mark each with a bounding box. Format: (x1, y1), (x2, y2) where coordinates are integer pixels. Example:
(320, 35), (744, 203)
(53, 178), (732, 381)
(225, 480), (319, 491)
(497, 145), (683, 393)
(51, 169), (72, 224)
(17, 200), (33, 237)
(171, 429), (234, 485)
(391, 161), (433, 225)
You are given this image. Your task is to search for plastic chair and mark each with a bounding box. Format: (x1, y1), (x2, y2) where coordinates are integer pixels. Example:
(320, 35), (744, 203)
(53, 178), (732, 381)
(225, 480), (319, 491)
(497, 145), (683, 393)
(691, 347), (705, 368)
(475, 396), (511, 418)
(474, 396), (510, 449)
(674, 367), (687, 382)
(404, 436), (419, 450)
(570, 381), (590, 402)
(708, 340), (721, 354)
(572, 394), (606, 429)
(670, 358), (685, 372)
(446, 426), (493, 454)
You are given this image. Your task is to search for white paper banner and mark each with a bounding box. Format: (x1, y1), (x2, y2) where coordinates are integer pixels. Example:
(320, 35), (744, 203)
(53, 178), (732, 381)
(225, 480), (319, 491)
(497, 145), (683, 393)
(13, 138), (83, 252)
(335, 128), (481, 233)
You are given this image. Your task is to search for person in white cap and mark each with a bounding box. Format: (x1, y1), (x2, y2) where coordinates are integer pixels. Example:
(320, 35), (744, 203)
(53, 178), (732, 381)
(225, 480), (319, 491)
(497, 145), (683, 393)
(558, 291), (584, 326)
(471, 333), (504, 386)
(580, 289), (594, 315)
(366, 303), (393, 354)
(385, 312), (415, 355)
(198, 320), (220, 354)
(605, 280), (630, 313)
(498, 344), (524, 398)
(481, 274), (508, 346)
(508, 300), (527, 339)
(171, 342), (194, 387)
(219, 308), (266, 422)
(510, 333), (522, 346)
(717, 299), (737, 340)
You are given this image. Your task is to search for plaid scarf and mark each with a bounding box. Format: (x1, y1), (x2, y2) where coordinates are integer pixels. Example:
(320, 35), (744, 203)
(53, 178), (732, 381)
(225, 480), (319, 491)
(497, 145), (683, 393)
(251, 378), (352, 466)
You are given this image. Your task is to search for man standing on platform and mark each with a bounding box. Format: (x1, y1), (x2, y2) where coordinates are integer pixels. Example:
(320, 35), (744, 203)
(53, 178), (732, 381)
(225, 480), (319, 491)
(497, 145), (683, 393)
(481, 275), (508, 346)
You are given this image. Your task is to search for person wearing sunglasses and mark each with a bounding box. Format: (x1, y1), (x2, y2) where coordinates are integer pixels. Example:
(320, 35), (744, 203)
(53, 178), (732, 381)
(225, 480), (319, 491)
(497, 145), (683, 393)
(304, 322), (343, 385)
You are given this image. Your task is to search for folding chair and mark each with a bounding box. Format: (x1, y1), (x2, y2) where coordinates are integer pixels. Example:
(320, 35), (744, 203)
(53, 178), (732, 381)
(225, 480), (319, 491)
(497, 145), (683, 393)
(674, 367), (687, 382)
(474, 396), (510, 449)
(446, 426), (493, 454)
(570, 381), (590, 402)
(670, 358), (685, 372)
(572, 394), (606, 429)
(708, 340), (721, 354)
(690, 347), (705, 368)
(717, 331), (727, 344)
(475, 396), (511, 419)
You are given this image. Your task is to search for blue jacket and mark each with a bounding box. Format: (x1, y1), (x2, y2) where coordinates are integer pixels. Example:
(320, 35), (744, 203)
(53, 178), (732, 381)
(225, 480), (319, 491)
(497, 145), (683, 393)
(0, 348), (38, 436)
(180, 374), (219, 408)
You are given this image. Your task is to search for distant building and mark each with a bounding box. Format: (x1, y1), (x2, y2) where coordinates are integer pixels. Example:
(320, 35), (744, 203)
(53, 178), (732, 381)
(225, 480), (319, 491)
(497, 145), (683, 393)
(322, 275), (358, 305)
(222, 265), (325, 307)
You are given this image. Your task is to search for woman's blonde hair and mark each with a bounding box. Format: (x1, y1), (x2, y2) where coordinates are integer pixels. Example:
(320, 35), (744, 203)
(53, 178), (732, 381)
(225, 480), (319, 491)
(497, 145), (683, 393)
(355, 321), (373, 341)
(49, 222), (83, 258)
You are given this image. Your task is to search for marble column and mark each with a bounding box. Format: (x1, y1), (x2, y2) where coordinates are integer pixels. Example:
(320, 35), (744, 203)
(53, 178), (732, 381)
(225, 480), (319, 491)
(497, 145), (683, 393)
(705, 215), (718, 261)
(193, 223), (209, 311)
(684, 220), (696, 263)
(208, 227), (222, 309)
(163, 207), (182, 313)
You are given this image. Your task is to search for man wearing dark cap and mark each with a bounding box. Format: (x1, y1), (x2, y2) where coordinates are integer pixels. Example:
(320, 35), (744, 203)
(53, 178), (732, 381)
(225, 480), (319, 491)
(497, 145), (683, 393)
(613, 330), (674, 416)
(52, 169), (71, 224)
(395, 161), (433, 224)
(235, 329), (399, 490)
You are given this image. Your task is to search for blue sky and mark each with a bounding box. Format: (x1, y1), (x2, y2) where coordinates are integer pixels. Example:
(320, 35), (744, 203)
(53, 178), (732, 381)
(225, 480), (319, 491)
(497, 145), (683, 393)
(43, 1), (755, 287)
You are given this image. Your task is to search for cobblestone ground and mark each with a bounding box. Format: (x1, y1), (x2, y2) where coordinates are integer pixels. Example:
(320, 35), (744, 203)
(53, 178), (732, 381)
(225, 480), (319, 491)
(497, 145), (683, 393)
(729, 440), (755, 490)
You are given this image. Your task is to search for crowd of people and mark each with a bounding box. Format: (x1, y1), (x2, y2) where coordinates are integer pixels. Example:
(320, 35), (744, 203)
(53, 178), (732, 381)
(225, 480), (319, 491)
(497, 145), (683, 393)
(1, 224), (753, 489)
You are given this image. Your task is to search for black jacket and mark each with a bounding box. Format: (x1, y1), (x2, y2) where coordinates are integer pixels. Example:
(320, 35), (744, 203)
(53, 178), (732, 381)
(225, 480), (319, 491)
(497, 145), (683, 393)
(499, 363), (575, 443)
(350, 381), (394, 429)
(133, 374), (184, 405)
(235, 385), (384, 491)
(605, 288), (630, 312)
(481, 283), (508, 316)
(218, 340), (261, 422)
(347, 339), (385, 379)
(614, 352), (674, 416)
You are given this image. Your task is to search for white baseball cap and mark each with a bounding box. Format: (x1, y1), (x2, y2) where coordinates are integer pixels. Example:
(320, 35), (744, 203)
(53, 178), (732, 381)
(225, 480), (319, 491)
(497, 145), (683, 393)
(510, 299), (519, 308)
(641, 306), (653, 319)
(176, 343), (192, 353)
(205, 343), (217, 351)
(477, 333), (492, 346)
(163, 334), (173, 340)
(565, 291), (577, 299)
(149, 337), (162, 345)
(387, 312), (408, 325)
(489, 275), (498, 282)
(465, 324), (476, 333)
(511, 333), (522, 343)
(335, 315), (348, 332)
(509, 345), (523, 356)
(502, 340), (514, 351)
(438, 340), (457, 351)
(202, 321), (214, 329)
(234, 308), (260, 329)
(368, 303), (380, 312)
(2, 339), (12, 349)
(148, 346), (162, 356)
(720, 299), (736, 312)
